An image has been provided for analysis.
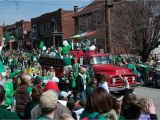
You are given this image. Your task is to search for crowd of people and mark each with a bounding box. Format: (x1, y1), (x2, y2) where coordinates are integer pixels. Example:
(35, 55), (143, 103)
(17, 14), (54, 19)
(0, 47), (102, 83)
(111, 54), (160, 87)
(0, 39), (159, 120)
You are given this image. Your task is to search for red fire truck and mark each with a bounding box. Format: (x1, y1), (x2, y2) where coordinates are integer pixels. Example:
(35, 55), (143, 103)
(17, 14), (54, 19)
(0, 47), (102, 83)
(39, 50), (141, 91)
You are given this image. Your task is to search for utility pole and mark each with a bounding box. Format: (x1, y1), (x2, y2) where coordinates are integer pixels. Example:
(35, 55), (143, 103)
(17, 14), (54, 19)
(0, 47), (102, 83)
(105, 0), (113, 53)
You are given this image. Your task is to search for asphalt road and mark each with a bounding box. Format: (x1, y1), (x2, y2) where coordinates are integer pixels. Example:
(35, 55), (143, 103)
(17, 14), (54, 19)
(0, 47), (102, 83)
(135, 87), (160, 118)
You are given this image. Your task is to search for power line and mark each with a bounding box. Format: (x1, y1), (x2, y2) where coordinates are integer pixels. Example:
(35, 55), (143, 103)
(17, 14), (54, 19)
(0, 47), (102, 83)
(1, 0), (105, 24)
(4, 0), (87, 6)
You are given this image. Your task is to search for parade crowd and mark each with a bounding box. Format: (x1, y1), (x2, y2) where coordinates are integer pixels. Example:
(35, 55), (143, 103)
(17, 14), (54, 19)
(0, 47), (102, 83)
(0, 39), (158, 120)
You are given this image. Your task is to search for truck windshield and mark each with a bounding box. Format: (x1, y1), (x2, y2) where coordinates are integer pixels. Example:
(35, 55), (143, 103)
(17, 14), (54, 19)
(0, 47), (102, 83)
(93, 56), (111, 64)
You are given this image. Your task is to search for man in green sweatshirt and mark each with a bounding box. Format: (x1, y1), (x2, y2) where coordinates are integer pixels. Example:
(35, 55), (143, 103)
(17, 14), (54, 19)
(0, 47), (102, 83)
(0, 85), (19, 119)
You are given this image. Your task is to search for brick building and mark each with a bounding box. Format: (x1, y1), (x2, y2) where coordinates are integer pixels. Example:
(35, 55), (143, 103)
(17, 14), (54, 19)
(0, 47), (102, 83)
(31, 8), (75, 49)
(74, 0), (135, 54)
(3, 20), (31, 50)
(0, 26), (3, 39)
(15, 20), (31, 50)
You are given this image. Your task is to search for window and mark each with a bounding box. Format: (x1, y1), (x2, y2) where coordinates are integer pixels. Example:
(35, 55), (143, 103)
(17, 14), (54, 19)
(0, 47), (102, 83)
(51, 19), (57, 32)
(79, 16), (86, 33)
(39, 24), (44, 33)
(92, 56), (111, 64)
(96, 11), (105, 30)
(46, 23), (50, 32)
(87, 16), (92, 31)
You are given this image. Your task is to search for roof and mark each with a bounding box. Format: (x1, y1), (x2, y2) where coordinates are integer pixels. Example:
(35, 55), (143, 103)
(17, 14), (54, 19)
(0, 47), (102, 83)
(74, 0), (105, 17)
(31, 8), (73, 22)
(74, 0), (127, 17)
(31, 8), (74, 25)
(31, 8), (62, 21)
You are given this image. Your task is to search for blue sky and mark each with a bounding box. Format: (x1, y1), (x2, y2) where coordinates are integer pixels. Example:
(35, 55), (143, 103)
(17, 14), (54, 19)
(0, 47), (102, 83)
(0, 0), (94, 25)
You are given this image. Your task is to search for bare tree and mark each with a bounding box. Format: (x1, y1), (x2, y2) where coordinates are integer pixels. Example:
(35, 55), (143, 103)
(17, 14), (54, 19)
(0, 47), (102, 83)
(112, 0), (160, 62)
(130, 0), (160, 62)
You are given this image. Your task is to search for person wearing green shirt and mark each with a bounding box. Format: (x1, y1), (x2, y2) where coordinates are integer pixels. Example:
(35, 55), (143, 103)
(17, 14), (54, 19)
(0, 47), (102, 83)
(128, 62), (141, 76)
(0, 85), (19, 119)
(61, 40), (71, 55)
(69, 71), (76, 89)
(61, 53), (72, 72)
(72, 58), (80, 79)
(3, 79), (14, 107)
(80, 88), (111, 120)
(40, 69), (50, 85)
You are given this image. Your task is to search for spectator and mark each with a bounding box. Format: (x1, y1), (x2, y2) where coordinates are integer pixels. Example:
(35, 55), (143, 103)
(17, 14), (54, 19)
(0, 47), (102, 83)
(47, 66), (56, 79)
(66, 98), (77, 120)
(98, 74), (110, 93)
(24, 84), (43, 119)
(36, 90), (58, 120)
(40, 69), (50, 85)
(3, 78), (14, 108)
(137, 98), (158, 120)
(31, 81), (71, 120)
(118, 75), (157, 120)
(58, 68), (70, 92)
(33, 76), (42, 86)
(85, 77), (98, 97)
(119, 75), (139, 119)
(74, 99), (85, 120)
(76, 67), (90, 101)
(80, 87), (113, 120)
(0, 85), (19, 119)
(15, 75), (31, 119)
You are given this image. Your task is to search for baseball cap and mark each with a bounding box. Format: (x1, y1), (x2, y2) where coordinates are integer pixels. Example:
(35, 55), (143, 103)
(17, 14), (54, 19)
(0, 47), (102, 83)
(39, 90), (58, 109)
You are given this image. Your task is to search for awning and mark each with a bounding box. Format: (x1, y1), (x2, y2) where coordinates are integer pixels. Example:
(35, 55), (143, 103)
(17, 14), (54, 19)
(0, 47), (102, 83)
(83, 31), (96, 37)
(70, 31), (96, 39)
(70, 34), (82, 38)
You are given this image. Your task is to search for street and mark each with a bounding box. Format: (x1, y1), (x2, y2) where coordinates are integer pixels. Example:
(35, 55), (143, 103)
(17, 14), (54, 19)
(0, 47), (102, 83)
(135, 87), (160, 118)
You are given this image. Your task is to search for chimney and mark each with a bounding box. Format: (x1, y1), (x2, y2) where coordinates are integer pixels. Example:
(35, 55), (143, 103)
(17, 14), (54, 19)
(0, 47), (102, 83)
(74, 6), (78, 13)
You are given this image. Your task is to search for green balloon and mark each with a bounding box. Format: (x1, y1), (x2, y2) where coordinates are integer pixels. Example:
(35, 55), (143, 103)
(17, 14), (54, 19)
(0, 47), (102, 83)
(39, 41), (44, 49)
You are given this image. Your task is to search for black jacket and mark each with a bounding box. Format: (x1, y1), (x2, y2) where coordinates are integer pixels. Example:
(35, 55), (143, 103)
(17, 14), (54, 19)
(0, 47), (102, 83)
(75, 74), (89, 93)
(58, 76), (70, 92)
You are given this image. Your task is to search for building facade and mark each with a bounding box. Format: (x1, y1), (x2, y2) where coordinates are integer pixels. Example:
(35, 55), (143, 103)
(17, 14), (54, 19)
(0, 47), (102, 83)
(74, 0), (135, 54)
(3, 20), (31, 50)
(0, 26), (3, 39)
(31, 8), (75, 49)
